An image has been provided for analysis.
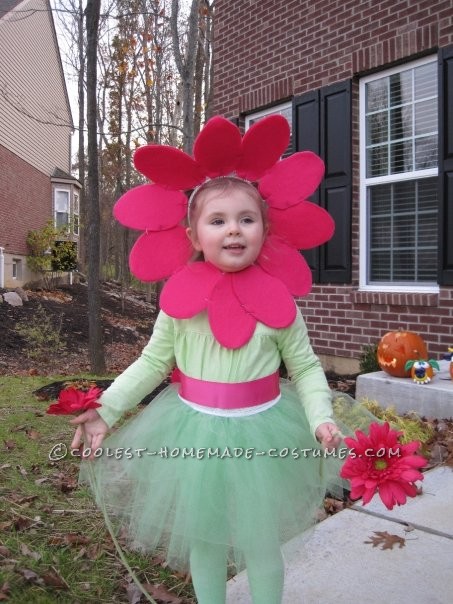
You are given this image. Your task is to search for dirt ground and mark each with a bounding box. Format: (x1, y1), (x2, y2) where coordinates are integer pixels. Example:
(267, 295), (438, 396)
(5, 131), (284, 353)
(0, 282), (157, 377)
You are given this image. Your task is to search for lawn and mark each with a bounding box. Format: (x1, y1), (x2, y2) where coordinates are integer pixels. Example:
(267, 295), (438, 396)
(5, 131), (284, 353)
(0, 376), (195, 604)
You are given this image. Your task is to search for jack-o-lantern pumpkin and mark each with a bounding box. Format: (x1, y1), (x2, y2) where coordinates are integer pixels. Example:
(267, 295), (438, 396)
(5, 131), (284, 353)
(404, 359), (440, 385)
(377, 330), (428, 377)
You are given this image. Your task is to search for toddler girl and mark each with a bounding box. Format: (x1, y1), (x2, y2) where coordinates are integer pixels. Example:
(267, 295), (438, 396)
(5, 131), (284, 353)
(71, 116), (361, 604)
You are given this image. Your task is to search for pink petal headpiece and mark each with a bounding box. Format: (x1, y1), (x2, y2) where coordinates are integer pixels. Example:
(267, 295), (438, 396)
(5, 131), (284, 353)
(114, 115), (335, 348)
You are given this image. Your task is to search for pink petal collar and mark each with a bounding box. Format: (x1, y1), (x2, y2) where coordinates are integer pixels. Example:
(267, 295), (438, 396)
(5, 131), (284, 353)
(160, 262), (296, 349)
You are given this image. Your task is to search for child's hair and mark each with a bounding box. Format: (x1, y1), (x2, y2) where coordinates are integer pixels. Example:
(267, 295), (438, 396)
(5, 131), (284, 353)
(187, 176), (268, 232)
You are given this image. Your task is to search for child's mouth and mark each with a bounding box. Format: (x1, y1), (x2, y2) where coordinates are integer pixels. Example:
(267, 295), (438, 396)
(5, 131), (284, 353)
(224, 244), (245, 250)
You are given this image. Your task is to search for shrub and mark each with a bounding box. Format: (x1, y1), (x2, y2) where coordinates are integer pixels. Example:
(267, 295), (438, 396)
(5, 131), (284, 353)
(15, 304), (66, 360)
(359, 343), (380, 374)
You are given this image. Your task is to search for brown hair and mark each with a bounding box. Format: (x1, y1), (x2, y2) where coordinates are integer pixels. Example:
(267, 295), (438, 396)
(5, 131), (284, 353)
(187, 176), (268, 231)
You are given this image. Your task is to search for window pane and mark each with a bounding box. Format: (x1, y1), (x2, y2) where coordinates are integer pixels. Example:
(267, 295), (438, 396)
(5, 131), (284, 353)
(55, 190), (69, 212)
(390, 140), (412, 173)
(415, 100), (436, 135)
(367, 112), (388, 145)
(367, 145), (388, 176)
(390, 105), (412, 140)
(390, 71), (412, 106)
(366, 79), (388, 111)
(56, 212), (69, 228)
(415, 62), (437, 100)
(415, 135), (437, 170)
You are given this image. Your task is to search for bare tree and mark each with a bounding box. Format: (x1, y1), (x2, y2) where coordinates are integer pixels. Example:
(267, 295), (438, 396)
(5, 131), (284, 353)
(170, 0), (199, 152)
(85, 0), (106, 373)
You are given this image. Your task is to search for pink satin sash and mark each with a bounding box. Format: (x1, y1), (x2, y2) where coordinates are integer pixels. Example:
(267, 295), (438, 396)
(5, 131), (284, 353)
(178, 371), (280, 409)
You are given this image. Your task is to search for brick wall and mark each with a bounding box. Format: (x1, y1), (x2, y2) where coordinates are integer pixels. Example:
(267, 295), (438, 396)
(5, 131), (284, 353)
(0, 144), (52, 256)
(214, 0), (453, 368)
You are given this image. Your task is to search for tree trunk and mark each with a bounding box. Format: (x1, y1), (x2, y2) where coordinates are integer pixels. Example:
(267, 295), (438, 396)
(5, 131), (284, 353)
(77, 0), (87, 270)
(85, 0), (106, 374)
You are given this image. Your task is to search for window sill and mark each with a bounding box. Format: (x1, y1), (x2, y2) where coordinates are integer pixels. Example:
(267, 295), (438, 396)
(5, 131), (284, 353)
(351, 290), (439, 307)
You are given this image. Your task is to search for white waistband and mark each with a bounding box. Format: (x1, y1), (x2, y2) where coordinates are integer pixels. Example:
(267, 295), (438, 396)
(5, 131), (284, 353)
(178, 394), (281, 417)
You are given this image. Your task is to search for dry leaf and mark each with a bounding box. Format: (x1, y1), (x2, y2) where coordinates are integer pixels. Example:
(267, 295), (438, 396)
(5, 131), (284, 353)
(48, 533), (90, 547)
(3, 440), (16, 451)
(26, 429), (40, 440)
(364, 531), (406, 550)
(0, 546), (11, 557)
(19, 542), (41, 561)
(41, 569), (68, 589)
(16, 465), (27, 477)
(0, 582), (10, 601)
(17, 568), (44, 585)
(0, 464), (11, 471)
(12, 516), (33, 532)
(144, 583), (183, 603)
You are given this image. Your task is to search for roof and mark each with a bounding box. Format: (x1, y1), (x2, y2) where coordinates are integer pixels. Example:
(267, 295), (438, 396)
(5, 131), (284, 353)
(51, 168), (81, 186)
(0, 0), (24, 18)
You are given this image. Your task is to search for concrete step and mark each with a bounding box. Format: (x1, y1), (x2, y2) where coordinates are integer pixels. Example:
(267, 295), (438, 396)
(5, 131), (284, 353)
(356, 360), (453, 419)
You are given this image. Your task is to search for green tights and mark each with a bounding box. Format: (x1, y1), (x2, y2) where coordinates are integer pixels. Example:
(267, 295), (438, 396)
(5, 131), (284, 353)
(190, 540), (284, 604)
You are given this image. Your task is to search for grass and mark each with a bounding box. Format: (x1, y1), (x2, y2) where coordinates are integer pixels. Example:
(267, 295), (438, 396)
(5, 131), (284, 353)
(0, 375), (196, 603)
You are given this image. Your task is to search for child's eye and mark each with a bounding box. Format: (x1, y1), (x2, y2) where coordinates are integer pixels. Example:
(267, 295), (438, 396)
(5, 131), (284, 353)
(241, 217), (255, 224)
(211, 218), (224, 225)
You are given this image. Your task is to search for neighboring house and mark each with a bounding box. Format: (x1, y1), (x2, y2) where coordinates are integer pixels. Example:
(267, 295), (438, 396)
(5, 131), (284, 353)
(213, 0), (453, 372)
(0, 0), (79, 289)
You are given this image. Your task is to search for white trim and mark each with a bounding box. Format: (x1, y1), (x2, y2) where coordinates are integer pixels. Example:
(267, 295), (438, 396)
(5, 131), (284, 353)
(359, 54), (438, 291)
(245, 101), (292, 131)
(178, 393), (281, 417)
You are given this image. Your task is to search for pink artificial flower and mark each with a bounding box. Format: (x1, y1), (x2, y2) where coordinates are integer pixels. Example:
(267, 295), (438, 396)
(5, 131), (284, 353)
(340, 422), (427, 510)
(46, 385), (102, 415)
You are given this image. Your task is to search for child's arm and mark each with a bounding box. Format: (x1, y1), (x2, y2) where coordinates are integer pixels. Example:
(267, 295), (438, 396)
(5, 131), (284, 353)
(277, 307), (337, 440)
(94, 310), (176, 428)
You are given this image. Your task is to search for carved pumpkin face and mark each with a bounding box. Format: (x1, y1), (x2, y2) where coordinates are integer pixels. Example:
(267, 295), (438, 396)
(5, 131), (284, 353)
(377, 331), (428, 377)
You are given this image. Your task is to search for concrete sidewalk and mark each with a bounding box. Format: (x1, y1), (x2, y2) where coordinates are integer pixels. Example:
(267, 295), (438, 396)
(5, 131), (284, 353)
(226, 466), (453, 603)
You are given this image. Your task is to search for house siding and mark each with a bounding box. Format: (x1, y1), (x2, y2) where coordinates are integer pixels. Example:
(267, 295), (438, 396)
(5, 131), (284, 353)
(0, 0), (73, 176)
(214, 0), (453, 368)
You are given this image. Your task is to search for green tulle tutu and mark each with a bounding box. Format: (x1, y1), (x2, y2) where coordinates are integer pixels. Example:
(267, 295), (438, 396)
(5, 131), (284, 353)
(80, 382), (374, 573)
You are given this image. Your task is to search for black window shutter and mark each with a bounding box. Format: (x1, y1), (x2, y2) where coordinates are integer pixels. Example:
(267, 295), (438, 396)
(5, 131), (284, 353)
(438, 45), (453, 285)
(292, 81), (352, 284)
(293, 90), (320, 280)
(319, 80), (352, 283)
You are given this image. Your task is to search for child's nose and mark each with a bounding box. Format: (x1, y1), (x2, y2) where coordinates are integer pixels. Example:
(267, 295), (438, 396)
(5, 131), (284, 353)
(228, 221), (240, 234)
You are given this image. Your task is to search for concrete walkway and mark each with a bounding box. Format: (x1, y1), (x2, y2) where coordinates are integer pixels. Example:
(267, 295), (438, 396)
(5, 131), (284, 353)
(226, 466), (453, 603)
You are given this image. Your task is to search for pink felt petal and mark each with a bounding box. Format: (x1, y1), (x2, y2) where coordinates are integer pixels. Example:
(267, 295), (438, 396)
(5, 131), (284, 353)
(268, 202), (335, 249)
(134, 145), (206, 190)
(208, 274), (256, 349)
(259, 152), (325, 209)
(160, 262), (222, 318)
(232, 265), (296, 328)
(129, 228), (193, 281)
(114, 184), (187, 230)
(257, 235), (312, 296)
(193, 116), (242, 177)
(236, 115), (290, 181)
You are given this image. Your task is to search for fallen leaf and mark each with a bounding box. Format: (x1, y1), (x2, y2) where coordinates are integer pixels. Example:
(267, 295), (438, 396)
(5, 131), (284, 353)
(48, 533), (91, 547)
(16, 465), (27, 477)
(0, 464), (11, 471)
(19, 542), (41, 561)
(41, 568), (68, 589)
(144, 583), (183, 603)
(364, 531), (405, 550)
(3, 440), (16, 451)
(26, 429), (40, 440)
(0, 582), (10, 601)
(12, 516), (33, 532)
(17, 568), (44, 585)
(35, 477), (50, 486)
(0, 546), (11, 557)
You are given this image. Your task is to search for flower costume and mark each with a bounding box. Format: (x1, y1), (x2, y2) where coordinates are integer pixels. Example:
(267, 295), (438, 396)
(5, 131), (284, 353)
(80, 116), (376, 577)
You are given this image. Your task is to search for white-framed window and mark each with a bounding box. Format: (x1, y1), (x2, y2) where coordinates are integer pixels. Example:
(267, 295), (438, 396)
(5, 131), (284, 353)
(73, 192), (80, 236)
(55, 188), (70, 229)
(245, 101), (292, 133)
(359, 56), (439, 292)
(12, 258), (22, 280)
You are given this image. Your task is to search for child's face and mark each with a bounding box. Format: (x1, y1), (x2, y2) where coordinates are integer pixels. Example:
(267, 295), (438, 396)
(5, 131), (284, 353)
(187, 188), (266, 272)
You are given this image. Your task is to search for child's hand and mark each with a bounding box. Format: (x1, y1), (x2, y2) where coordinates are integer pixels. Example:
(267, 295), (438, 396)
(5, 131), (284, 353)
(70, 409), (108, 460)
(315, 422), (342, 450)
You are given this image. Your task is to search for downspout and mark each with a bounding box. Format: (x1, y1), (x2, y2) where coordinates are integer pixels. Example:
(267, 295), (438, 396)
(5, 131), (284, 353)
(0, 247), (4, 288)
